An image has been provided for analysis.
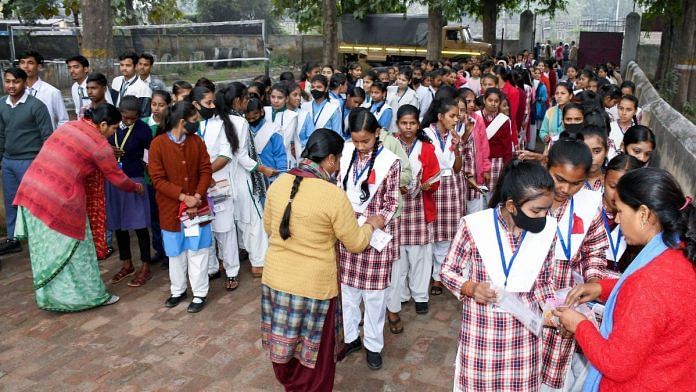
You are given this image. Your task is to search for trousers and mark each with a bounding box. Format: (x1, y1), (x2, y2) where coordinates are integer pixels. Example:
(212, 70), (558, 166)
(1, 158), (33, 238)
(341, 284), (388, 353)
(432, 240), (451, 281)
(388, 244), (431, 312)
(207, 230), (241, 277)
(169, 247), (209, 298)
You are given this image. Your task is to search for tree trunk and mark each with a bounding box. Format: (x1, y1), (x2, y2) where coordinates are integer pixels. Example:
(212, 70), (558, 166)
(80, 0), (114, 78)
(671, 0), (695, 109)
(322, 0), (338, 66)
(482, 0), (498, 55)
(655, 17), (674, 86)
(427, 5), (444, 61)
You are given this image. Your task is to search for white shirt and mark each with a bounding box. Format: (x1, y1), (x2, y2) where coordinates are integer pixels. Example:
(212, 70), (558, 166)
(5, 89), (29, 108)
(111, 75), (152, 106)
(415, 85), (433, 122)
(71, 78), (90, 117)
(27, 78), (67, 128)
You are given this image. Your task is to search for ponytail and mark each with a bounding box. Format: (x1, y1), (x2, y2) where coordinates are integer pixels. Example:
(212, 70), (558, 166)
(344, 108), (381, 203)
(214, 84), (241, 154)
(279, 176), (304, 240)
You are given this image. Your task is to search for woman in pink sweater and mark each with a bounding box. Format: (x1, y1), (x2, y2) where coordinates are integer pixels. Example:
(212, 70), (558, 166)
(555, 167), (696, 392)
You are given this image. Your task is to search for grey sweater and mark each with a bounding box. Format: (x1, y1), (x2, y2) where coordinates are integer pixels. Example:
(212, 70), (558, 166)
(0, 94), (53, 160)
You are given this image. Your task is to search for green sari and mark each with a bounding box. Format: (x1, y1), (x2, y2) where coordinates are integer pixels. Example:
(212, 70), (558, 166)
(15, 207), (112, 312)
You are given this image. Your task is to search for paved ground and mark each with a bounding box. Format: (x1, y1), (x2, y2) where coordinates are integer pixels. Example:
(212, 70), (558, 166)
(0, 244), (462, 391)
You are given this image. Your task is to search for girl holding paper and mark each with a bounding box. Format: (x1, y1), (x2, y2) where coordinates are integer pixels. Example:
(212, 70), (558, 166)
(540, 137), (609, 392)
(457, 88), (491, 215)
(421, 97), (463, 296)
(387, 104), (440, 332)
(440, 159), (557, 392)
(338, 108), (401, 371)
(148, 101), (213, 313)
(554, 168), (696, 392)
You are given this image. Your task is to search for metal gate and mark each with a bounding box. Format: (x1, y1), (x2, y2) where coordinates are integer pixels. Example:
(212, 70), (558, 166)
(577, 31), (623, 69)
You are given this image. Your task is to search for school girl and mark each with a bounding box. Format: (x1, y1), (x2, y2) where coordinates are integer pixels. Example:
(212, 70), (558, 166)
(106, 96), (153, 287)
(622, 125), (655, 165)
(579, 127), (609, 192)
(265, 83), (299, 167)
(422, 98), (463, 295)
(299, 75), (342, 145)
(189, 87), (241, 291)
(539, 82), (574, 145)
(386, 68), (419, 132)
(458, 88), (491, 214)
(477, 88), (514, 197)
(343, 87), (366, 137)
(387, 105), (440, 333)
(149, 101), (213, 313)
(599, 84), (622, 122)
(359, 71), (376, 108)
(245, 98), (287, 188)
(540, 137), (609, 392)
(608, 95), (639, 159)
(172, 80), (192, 103)
(531, 66), (549, 150)
(368, 81), (393, 130)
(299, 62), (320, 97)
(216, 82), (272, 278)
(142, 90), (171, 266)
(339, 108), (401, 370)
(441, 159), (558, 392)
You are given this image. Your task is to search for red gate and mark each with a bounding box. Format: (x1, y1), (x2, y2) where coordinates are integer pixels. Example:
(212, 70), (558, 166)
(577, 32), (623, 69)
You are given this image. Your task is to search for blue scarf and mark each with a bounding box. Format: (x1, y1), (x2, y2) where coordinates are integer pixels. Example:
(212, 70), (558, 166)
(583, 232), (669, 391)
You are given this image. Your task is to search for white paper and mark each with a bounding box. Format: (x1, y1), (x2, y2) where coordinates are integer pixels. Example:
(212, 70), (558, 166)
(496, 289), (543, 336)
(440, 168), (453, 177)
(356, 216), (393, 252)
(143, 149), (149, 164)
(213, 203), (226, 213)
(184, 224), (200, 237)
(572, 270), (585, 285)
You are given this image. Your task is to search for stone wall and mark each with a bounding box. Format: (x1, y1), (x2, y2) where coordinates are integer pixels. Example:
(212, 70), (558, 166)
(626, 61), (696, 196)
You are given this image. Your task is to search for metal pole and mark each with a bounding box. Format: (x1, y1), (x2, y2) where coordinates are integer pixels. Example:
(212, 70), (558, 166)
(262, 20), (269, 77)
(9, 26), (16, 63)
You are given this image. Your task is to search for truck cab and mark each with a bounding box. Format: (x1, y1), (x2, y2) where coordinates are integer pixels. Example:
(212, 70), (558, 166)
(442, 25), (492, 60)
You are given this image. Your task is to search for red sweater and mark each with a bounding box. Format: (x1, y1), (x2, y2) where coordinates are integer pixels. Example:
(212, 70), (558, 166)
(483, 114), (513, 163)
(418, 141), (440, 223)
(575, 248), (696, 392)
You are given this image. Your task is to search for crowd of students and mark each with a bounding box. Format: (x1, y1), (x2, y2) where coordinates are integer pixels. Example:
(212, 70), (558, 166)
(1, 47), (695, 392)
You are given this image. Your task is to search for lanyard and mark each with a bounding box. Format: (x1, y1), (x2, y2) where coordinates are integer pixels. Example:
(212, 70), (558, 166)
(119, 77), (137, 100)
(198, 119), (208, 139)
(583, 180), (592, 190)
(313, 102), (327, 126)
(114, 124), (135, 162)
(432, 125), (448, 152)
(400, 139), (417, 157)
(493, 208), (527, 288)
(352, 147), (382, 186)
(555, 105), (563, 132)
(397, 89), (407, 105)
(556, 197), (574, 260)
(602, 208), (622, 269)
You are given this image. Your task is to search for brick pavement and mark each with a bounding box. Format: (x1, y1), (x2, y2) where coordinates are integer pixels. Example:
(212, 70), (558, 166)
(0, 245), (462, 391)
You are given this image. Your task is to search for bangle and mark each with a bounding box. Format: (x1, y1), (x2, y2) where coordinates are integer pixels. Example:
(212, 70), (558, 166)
(464, 281), (477, 298)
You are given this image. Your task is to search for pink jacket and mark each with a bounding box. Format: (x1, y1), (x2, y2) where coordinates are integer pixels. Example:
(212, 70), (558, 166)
(470, 111), (491, 184)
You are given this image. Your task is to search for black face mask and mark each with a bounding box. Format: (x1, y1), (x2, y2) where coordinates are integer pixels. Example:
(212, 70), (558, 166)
(564, 123), (583, 135)
(412, 77), (422, 84)
(198, 106), (215, 120)
(248, 118), (262, 127)
(310, 89), (326, 100)
(511, 203), (547, 233)
(184, 121), (199, 134)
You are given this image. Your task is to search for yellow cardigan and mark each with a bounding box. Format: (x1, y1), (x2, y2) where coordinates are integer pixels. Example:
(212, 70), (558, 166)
(262, 173), (373, 300)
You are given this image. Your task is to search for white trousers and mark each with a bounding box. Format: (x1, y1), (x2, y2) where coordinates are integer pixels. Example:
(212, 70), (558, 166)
(540, 352), (588, 392)
(388, 244), (431, 312)
(237, 215), (268, 267)
(432, 240), (451, 281)
(169, 247), (209, 298)
(341, 284), (388, 353)
(529, 122), (538, 151)
(207, 230), (241, 277)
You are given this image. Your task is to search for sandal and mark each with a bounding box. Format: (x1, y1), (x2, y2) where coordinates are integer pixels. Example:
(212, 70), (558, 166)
(225, 276), (240, 291)
(387, 313), (404, 334)
(109, 267), (135, 284)
(128, 272), (152, 287)
(430, 283), (444, 296)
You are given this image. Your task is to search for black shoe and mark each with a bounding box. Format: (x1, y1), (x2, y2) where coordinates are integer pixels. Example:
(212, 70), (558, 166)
(105, 246), (114, 259)
(344, 337), (362, 357)
(164, 292), (187, 308)
(0, 239), (22, 255)
(151, 252), (165, 264)
(208, 271), (221, 280)
(187, 297), (207, 313)
(415, 301), (429, 314)
(366, 350), (382, 370)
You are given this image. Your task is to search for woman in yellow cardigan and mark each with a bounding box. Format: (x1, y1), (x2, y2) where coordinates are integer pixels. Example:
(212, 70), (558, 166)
(261, 128), (385, 391)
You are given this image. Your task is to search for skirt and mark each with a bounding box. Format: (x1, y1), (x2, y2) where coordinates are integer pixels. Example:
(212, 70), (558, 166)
(433, 175), (464, 242)
(15, 207), (112, 312)
(106, 176), (150, 231)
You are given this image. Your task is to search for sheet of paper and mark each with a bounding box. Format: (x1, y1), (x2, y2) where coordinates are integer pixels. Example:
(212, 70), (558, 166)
(370, 229), (393, 252)
(142, 149), (149, 164)
(184, 224), (200, 237)
(496, 289), (543, 336)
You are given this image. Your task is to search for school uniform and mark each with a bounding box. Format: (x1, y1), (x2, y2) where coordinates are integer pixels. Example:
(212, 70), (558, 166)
(329, 91), (345, 117)
(601, 207), (626, 278)
(298, 99), (342, 146)
(359, 95), (373, 109)
(540, 189), (609, 391)
(71, 79), (92, 117)
(464, 77), (481, 95)
(27, 78), (68, 129)
(388, 138), (440, 312)
(229, 114), (269, 269)
(539, 105), (564, 144)
(198, 117), (240, 278)
(415, 85), (432, 122)
(608, 120), (634, 160)
(386, 86), (419, 132)
(423, 125), (464, 282)
(111, 75), (152, 115)
(264, 106), (299, 168)
(441, 207), (558, 391)
(249, 118), (288, 188)
(462, 112), (492, 214)
(479, 110), (513, 197)
(369, 101), (393, 131)
(142, 115), (165, 258)
(338, 142), (401, 354)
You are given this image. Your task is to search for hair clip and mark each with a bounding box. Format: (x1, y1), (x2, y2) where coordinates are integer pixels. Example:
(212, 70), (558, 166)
(679, 196), (692, 211)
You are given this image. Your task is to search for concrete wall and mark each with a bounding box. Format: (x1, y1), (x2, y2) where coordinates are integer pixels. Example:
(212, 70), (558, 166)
(636, 44), (659, 80)
(626, 61), (696, 196)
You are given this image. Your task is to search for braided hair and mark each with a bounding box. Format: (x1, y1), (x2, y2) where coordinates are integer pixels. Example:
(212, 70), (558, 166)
(343, 108), (381, 203)
(279, 129), (344, 240)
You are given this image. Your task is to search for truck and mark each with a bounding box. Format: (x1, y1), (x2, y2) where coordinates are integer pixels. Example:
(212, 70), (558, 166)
(338, 14), (491, 64)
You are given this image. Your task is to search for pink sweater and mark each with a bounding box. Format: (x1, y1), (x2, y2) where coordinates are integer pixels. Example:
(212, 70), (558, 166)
(469, 111), (491, 184)
(575, 248), (696, 392)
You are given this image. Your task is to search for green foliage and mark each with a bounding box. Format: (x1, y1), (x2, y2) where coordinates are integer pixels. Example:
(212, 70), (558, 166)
(272, 0), (405, 33)
(0, 0), (80, 23)
(111, 0), (185, 25)
(636, 0), (682, 23)
(656, 69), (680, 101)
(197, 0), (280, 32)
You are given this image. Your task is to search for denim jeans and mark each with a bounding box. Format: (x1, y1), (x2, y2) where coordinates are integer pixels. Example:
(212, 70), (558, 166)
(2, 158), (33, 238)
